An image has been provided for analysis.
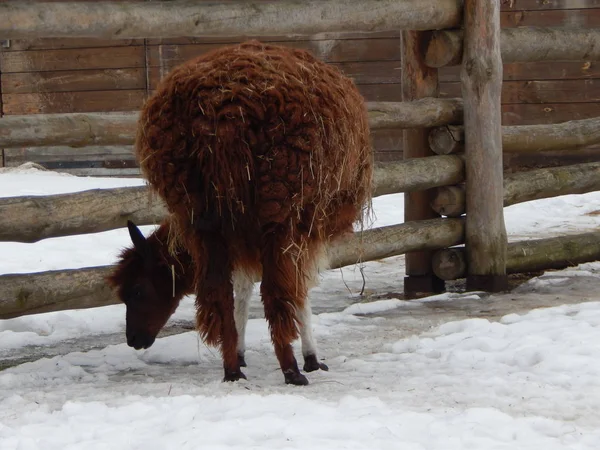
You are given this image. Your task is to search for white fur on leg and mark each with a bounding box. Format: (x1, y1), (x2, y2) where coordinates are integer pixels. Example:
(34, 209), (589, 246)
(300, 245), (329, 358)
(299, 299), (317, 358)
(231, 246), (328, 364)
(232, 269), (256, 357)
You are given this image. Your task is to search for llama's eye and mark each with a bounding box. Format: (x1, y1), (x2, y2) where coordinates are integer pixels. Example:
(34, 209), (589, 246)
(127, 285), (143, 302)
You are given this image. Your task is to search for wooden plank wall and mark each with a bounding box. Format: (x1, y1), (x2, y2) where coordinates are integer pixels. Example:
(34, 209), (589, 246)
(0, 0), (599, 176)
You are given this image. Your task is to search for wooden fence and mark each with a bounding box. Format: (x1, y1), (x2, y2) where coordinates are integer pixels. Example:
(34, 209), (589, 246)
(2, 0), (600, 173)
(0, 0), (599, 319)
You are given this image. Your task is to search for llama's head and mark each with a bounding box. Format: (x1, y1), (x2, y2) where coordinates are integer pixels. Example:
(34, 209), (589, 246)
(107, 221), (191, 350)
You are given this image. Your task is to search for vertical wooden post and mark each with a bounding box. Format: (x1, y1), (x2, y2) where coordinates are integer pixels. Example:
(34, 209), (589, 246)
(461, 0), (508, 291)
(401, 30), (445, 296)
(0, 42), (4, 168)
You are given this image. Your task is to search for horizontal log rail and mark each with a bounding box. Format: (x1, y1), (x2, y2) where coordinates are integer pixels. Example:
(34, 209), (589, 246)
(373, 155), (464, 197)
(2, 158), (598, 244)
(0, 99), (465, 149)
(431, 161), (600, 217)
(0, 218), (465, 319)
(0, 266), (116, 320)
(501, 117), (600, 153)
(0, 155), (465, 243)
(0, 0), (462, 40)
(5, 105), (596, 155)
(0, 113), (137, 149)
(3, 220), (598, 319)
(428, 117), (600, 155)
(432, 231), (600, 280)
(367, 99), (464, 130)
(503, 161), (600, 207)
(0, 186), (167, 244)
(425, 27), (600, 68)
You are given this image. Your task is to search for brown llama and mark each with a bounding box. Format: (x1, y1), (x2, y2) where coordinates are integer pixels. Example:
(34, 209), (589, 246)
(108, 40), (373, 385)
(109, 217), (329, 372)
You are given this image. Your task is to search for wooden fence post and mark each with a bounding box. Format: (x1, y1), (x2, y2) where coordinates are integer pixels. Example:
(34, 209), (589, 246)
(461, 0), (508, 291)
(0, 41), (4, 167)
(401, 30), (445, 296)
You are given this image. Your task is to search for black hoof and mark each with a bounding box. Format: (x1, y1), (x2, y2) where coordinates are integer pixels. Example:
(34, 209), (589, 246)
(223, 367), (247, 382)
(283, 370), (309, 386)
(238, 353), (247, 368)
(303, 354), (329, 372)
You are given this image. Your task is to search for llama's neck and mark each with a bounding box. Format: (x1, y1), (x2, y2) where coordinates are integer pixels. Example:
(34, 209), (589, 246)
(149, 220), (195, 297)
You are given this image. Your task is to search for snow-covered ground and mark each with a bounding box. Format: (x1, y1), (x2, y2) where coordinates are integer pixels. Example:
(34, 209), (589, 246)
(1, 164), (599, 449)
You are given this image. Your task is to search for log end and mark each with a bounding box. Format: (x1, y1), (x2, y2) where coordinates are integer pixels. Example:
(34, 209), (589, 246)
(431, 185), (466, 217)
(424, 30), (463, 68)
(428, 126), (464, 155)
(432, 247), (466, 280)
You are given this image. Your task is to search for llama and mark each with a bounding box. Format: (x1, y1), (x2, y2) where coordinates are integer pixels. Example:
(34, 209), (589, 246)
(108, 40), (372, 385)
(109, 218), (329, 372)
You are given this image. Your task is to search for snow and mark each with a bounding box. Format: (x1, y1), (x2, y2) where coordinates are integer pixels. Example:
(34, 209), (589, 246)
(1, 164), (600, 449)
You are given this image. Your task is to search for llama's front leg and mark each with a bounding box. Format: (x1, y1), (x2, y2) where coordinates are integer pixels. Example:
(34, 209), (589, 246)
(298, 299), (329, 372)
(233, 270), (255, 368)
(193, 233), (244, 382)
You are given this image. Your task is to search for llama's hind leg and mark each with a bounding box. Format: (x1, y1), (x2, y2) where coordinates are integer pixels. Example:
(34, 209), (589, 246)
(193, 232), (244, 382)
(233, 268), (324, 371)
(233, 270), (255, 368)
(299, 246), (329, 372)
(298, 299), (329, 372)
(260, 232), (317, 386)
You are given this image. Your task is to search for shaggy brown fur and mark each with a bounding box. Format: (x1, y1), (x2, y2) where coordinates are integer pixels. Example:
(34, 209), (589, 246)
(117, 40), (372, 385)
(108, 217), (329, 373)
(107, 220), (194, 350)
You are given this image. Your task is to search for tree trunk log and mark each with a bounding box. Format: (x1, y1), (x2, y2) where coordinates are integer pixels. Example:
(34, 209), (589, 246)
(401, 30), (445, 295)
(432, 247), (466, 280)
(504, 161), (600, 207)
(428, 126), (464, 155)
(328, 218), (464, 269)
(0, 155), (465, 243)
(0, 0), (462, 39)
(2, 158), (595, 245)
(368, 98), (463, 130)
(425, 27), (600, 68)
(507, 231), (600, 275)
(373, 155), (464, 197)
(0, 218), (465, 319)
(4, 105), (594, 154)
(428, 117), (600, 155)
(0, 266), (117, 319)
(0, 113), (138, 148)
(502, 117), (600, 153)
(429, 161), (600, 216)
(430, 185), (465, 217)
(0, 187), (167, 243)
(432, 231), (600, 280)
(0, 100), (464, 149)
(3, 220), (598, 319)
(461, 0), (508, 291)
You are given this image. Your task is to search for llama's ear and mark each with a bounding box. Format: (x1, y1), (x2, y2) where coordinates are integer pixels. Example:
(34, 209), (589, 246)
(127, 220), (148, 254)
